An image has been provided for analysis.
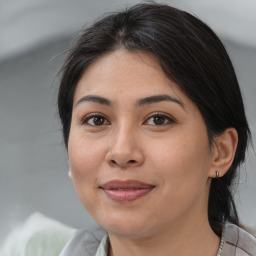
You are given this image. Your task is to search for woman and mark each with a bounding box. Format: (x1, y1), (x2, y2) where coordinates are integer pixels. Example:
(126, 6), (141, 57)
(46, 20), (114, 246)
(58, 3), (256, 256)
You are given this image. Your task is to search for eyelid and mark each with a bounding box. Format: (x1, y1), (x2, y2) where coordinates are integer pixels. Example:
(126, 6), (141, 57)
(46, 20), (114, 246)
(81, 112), (110, 126)
(143, 112), (176, 125)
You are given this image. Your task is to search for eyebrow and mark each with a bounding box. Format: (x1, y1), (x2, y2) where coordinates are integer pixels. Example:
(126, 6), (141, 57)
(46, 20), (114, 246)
(137, 94), (185, 109)
(76, 95), (111, 107)
(75, 94), (185, 109)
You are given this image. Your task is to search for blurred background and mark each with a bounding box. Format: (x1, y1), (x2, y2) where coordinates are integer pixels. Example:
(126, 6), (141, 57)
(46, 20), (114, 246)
(0, 0), (255, 246)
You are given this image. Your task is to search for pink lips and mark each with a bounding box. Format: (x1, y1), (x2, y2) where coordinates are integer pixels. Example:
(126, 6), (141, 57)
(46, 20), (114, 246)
(100, 180), (155, 202)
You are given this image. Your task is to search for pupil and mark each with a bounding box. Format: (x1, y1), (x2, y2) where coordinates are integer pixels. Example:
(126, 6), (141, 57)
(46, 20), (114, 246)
(94, 116), (104, 125)
(154, 116), (165, 125)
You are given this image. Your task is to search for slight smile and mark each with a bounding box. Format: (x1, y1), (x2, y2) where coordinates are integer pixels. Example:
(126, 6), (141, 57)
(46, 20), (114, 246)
(100, 180), (155, 202)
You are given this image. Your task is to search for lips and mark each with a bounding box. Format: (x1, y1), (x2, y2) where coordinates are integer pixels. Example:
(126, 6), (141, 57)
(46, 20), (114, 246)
(100, 180), (155, 202)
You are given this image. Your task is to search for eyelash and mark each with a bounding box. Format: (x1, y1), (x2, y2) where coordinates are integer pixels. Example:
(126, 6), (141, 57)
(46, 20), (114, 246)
(81, 112), (175, 127)
(144, 113), (175, 126)
(81, 114), (110, 126)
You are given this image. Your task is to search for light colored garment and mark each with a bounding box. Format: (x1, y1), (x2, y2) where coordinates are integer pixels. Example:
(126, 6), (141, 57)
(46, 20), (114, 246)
(221, 223), (256, 255)
(59, 228), (107, 256)
(95, 235), (109, 256)
(59, 223), (256, 256)
(1, 212), (75, 256)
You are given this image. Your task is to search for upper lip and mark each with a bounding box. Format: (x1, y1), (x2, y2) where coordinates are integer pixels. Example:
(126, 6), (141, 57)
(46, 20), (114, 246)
(100, 180), (155, 190)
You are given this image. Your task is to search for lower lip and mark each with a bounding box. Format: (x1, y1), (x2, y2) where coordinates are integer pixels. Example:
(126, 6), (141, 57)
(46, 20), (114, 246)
(102, 187), (154, 202)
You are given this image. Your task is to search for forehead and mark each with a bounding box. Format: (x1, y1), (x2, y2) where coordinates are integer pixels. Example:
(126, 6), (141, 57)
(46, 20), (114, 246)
(73, 49), (193, 109)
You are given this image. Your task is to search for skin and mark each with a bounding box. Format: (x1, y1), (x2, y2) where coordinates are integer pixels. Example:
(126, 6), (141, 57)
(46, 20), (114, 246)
(68, 49), (238, 256)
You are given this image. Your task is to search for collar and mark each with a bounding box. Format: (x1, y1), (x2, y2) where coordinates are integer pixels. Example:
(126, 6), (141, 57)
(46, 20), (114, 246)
(59, 223), (256, 256)
(95, 235), (109, 256)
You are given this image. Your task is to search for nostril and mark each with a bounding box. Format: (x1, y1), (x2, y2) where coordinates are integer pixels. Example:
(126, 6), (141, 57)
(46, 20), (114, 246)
(108, 158), (139, 167)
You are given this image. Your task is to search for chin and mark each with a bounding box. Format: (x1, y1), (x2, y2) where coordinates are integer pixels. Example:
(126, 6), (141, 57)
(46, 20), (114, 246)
(96, 214), (155, 238)
(106, 225), (150, 238)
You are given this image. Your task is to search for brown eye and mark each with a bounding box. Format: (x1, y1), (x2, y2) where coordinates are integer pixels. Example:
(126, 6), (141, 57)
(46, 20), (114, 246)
(83, 114), (109, 126)
(145, 114), (174, 126)
(153, 115), (166, 125)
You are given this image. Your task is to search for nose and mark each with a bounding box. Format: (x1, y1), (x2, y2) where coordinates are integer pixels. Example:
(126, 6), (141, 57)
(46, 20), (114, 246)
(105, 126), (145, 169)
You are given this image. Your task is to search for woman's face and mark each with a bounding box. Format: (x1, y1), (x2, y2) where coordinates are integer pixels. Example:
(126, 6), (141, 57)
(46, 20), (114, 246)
(68, 50), (215, 238)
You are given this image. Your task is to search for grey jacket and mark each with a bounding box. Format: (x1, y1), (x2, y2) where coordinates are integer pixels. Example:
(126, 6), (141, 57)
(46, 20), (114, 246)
(59, 223), (256, 256)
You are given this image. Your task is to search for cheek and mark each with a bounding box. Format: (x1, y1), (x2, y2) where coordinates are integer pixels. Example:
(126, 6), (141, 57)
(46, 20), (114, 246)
(68, 134), (105, 175)
(148, 130), (211, 193)
(146, 135), (211, 222)
(151, 131), (210, 169)
(67, 135), (104, 209)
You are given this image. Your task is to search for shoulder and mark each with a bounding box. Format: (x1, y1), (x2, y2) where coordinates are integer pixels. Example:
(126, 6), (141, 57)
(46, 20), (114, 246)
(59, 228), (106, 256)
(222, 222), (256, 255)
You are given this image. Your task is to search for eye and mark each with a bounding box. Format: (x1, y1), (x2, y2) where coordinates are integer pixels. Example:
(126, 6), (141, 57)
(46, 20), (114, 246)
(82, 114), (110, 126)
(144, 113), (174, 126)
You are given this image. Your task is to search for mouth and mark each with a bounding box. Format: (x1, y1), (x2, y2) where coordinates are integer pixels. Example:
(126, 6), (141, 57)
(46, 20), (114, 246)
(99, 180), (155, 202)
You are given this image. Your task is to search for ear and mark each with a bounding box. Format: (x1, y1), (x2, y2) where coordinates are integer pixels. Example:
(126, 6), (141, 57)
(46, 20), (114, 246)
(208, 128), (238, 178)
(67, 158), (73, 180)
(68, 169), (73, 180)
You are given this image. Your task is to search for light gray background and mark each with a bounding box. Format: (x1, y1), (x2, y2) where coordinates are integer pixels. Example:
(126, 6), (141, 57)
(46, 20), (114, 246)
(0, 0), (255, 246)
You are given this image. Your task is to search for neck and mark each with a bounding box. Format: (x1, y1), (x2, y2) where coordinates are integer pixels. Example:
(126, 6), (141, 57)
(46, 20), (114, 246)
(108, 214), (220, 256)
